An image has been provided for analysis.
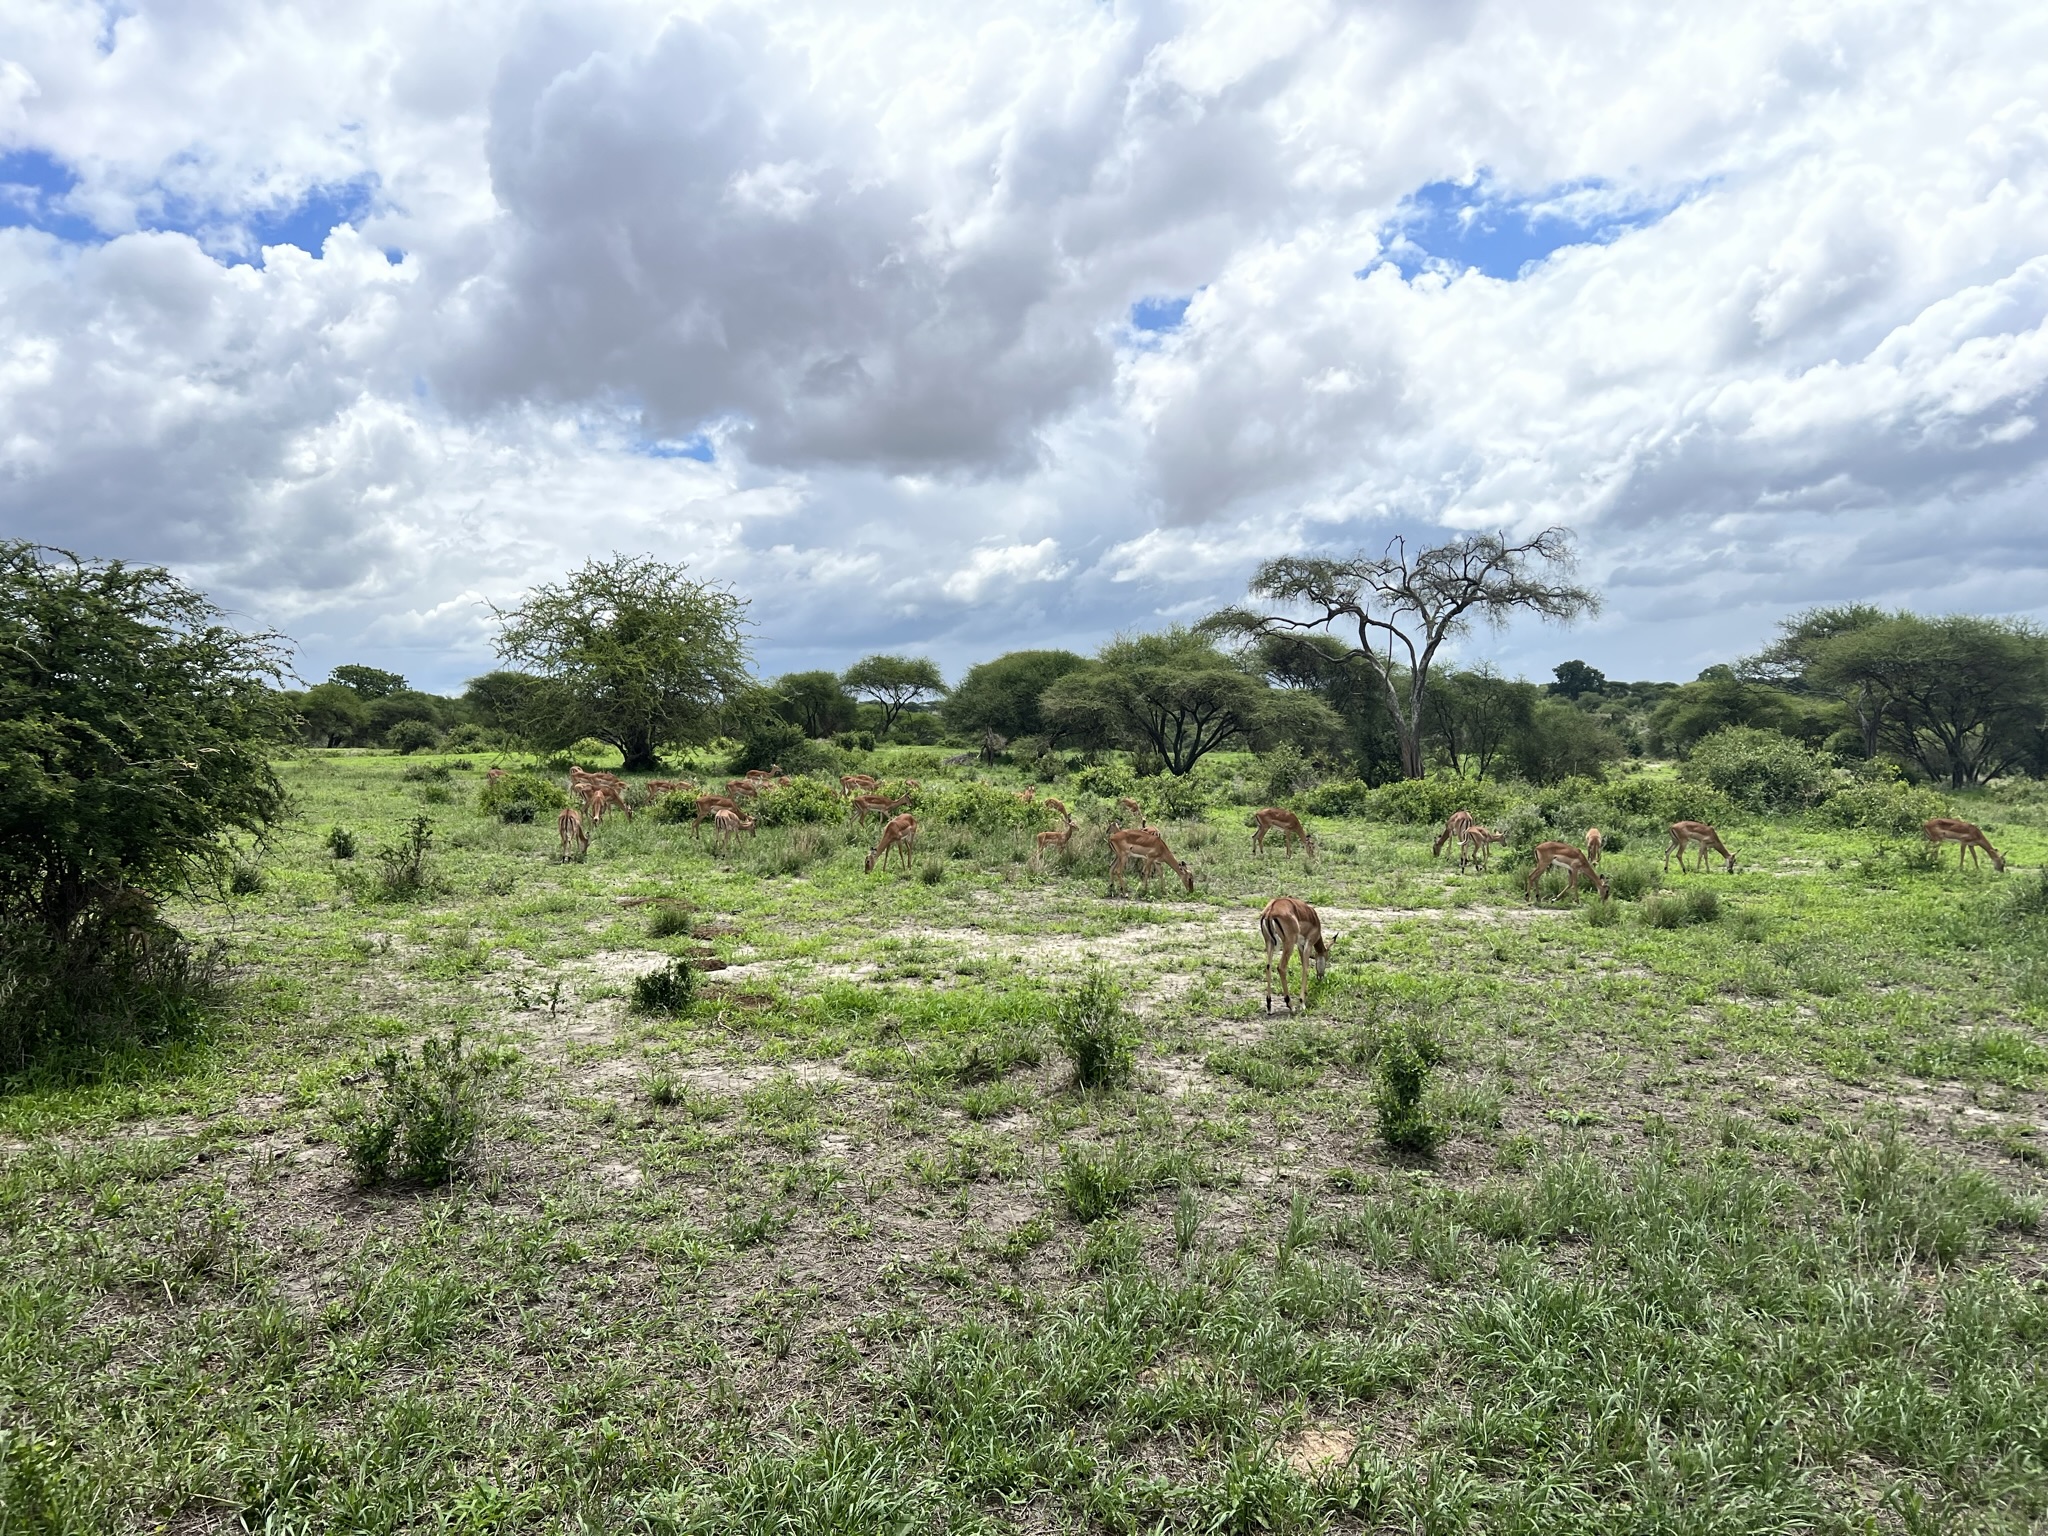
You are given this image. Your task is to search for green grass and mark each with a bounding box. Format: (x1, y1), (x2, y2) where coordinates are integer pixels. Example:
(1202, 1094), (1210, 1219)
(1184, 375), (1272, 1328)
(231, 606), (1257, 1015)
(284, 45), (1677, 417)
(2, 748), (2045, 1532)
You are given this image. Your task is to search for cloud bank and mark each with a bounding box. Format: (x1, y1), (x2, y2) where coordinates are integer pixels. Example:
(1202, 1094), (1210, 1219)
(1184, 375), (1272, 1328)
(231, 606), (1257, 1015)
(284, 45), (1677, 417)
(2, 0), (2045, 688)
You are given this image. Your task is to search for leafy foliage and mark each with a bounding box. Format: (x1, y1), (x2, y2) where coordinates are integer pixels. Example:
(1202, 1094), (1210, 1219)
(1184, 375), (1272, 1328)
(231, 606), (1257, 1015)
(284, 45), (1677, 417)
(336, 1028), (507, 1187)
(1052, 969), (1135, 1090)
(476, 771), (568, 823)
(1680, 726), (1831, 811)
(943, 649), (1089, 742)
(751, 776), (846, 827)
(841, 654), (948, 734)
(491, 555), (752, 771)
(1373, 1022), (1441, 1156)
(385, 719), (440, 754)
(0, 544), (290, 958)
(632, 959), (697, 1015)
(1816, 775), (1948, 835)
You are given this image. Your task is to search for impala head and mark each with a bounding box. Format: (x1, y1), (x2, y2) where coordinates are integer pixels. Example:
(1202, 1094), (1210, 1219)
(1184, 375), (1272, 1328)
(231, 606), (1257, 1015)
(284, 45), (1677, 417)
(1303, 832), (1318, 858)
(864, 845), (880, 873)
(1593, 870), (1611, 900)
(1177, 864), (1195, 894)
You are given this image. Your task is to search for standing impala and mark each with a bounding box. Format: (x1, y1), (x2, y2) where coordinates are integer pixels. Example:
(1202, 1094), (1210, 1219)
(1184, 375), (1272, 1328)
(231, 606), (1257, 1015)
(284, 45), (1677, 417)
(1457, 824), (1507, 873)
(1259, 896), (1327, 1013)
(1031, 815), (1077, 870)
(1664, 822), (1736, 873)
(1251, 808), (1315, 858)
(1923, 817), (2005, 872)
(866, 812), (919, 872)
(557, 807), (589, 862)
(1107, 827), (1194, 897)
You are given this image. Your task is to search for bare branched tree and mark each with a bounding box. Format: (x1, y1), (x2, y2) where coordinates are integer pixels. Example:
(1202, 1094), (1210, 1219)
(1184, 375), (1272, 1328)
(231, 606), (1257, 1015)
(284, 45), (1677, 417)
(1203, 529), (1599, 779)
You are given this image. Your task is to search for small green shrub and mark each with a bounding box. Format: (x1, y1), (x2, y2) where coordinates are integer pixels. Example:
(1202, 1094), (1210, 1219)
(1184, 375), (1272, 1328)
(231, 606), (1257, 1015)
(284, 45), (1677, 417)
(1681, 726), (1829, 811)
(1258, 743), (1311, 802)
(1154, 771), (1211, 820)
(648, 906), (693, 939)
(401, 760), (452, 782)
(369, 816), (439, 900)
(1683, 885), (1721, 923)
(1053, 968), (1135, 1090)
(632, 959), (697, 1015)
(918, 861), (945, 886)
(1370, 775), (1508, 827)
(1603, 859), (1654, 902)
(1593, 773), (1736, 829)
(1639, 895), (1685, 929)
(1373, 1022), (1441, 1156)
(1834, 1130), (2038, 1265)
(1072, 761), (1135, 800)
(477, 771), (567, 822)
(1817, 775), (1948, 836)
(324, 826), (357, 860)
(751, 776), (844, 826)
(335, 1029), (507, 1186)
(444, 723), (490, 750)
(228, 860), (266, 895)
(833, 730), (877, 752)
(922, 779), (1048, 833)
(1301, 778), (1374, 817)
(1996, 868), (2048, 922)
(1581, 897), (1620, 928)
(386, 720), (440, 755)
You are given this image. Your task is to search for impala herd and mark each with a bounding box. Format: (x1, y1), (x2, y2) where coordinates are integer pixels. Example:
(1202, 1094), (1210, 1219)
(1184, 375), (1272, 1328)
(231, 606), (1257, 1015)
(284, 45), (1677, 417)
(531, 760), (2016, 1015)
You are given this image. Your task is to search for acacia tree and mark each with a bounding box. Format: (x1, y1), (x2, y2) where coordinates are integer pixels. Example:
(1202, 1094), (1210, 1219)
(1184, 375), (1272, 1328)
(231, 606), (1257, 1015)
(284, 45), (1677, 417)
(1809, 613), (2048, 787)
(1204, 529), (1599, 779)
(1427, 667), (1537, 780)
(1041, 629), (1336, 775)
(773, 671), (858, 738)
(1738, 604), (1890, 757)
(0, 545), (291, 948)
(841, 654), (947, 734)
(491, 556), (751, 772)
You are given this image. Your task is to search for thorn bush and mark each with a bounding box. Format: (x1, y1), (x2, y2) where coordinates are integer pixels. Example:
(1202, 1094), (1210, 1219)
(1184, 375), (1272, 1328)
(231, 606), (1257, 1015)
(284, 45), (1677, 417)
(1053, 968), (1135, 1090)
(336, 1028), (507, 1187)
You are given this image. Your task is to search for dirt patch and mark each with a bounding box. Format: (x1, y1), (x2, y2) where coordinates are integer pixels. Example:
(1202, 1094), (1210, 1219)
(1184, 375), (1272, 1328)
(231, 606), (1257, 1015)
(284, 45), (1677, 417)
(1280, 1425), (1358, 1478)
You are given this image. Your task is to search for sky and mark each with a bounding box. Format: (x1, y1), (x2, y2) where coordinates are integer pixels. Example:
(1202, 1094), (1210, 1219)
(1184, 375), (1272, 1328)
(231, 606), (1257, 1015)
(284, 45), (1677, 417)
(3, 0), (2047, 695)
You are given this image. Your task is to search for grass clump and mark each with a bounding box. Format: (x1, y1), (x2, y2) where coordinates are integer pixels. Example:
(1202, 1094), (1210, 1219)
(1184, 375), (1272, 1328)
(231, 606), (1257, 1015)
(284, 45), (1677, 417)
(228, 860), (267, 895)
(336, 1028), (507, 1187)
(1603, 859), (1654, 902)
(476, 770), (567, 824)
(1373, 1021), (1442, 1157)
(1053, 967), (1135, 1090)
(632, 958), (697, 1015)
(323, 826), (357, 859)
(647, 905), (694, 939)
(362, 815), (440, 900)
(1834, 1130), (2038, 1264)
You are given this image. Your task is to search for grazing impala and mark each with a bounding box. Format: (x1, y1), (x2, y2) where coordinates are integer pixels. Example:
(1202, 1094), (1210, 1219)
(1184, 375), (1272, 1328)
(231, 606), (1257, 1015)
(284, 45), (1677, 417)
(1527, 841), (1609, 903)
(1923, 817), (2005, 872)
(1251, 807), (1315, 858)
(1260, 896), (1327, 1013)
(1585, 827), (1603, 866)
(691, 795), (739, 836)
(1042, 797), (1070, 820)
(710, 808), (756, 854)
(1432, 810), (1476, 859)
(1031, 816), (1077, 869)
(840, 773), (880, 797)
(1112, 796), (1147, 829)
(849, 794), (909, 825)
(557, 807), (589, 862)
(1107, 827), (1193, 897)
(866, 812), (918, 872)
(1664, 822), (1736, 873)
(1457, 824), (1507, 873)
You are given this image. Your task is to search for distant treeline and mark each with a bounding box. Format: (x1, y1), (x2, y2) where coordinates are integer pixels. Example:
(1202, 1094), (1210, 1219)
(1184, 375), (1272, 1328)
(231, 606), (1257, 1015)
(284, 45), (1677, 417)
(285, 603), (2048, 791)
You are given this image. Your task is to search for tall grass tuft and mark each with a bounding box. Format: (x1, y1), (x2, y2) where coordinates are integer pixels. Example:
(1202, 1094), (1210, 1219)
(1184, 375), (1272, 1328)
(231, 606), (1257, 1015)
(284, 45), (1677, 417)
(632, 958), (697, 1015)
(1053, 968), (1135, 1090)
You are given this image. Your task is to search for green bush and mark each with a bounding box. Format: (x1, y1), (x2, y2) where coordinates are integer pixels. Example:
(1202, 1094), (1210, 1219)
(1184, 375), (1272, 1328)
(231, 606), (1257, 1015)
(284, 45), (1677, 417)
(731, 716), (809, 775)
(1680, 726), (1829, 812)
(324, 826), (357, 860)
(1592, 773), (1736, 829)
(1053, 969), (1135, 1090)
(370, 816), (439, 900)
(444, 723), (490, 750)
(1154, 772), (1211, 820)
(476, 770), (567, 823)
(335, 1029), (507, 1186)
(386, 719), (440, 755)
(1301, 779), (1374, 817)
(228, 861), (266, 895)
(1817, 775), (1948, 836)
(632, 959), (697, 1015)
(1371, 775), (1508, 826)
(1373, 1022), (1441, 1156)
(751, 776), (844, 827)
(1072, 761), (1136, 800)
(1603, 859), (1655, 902)
(832, 730), (876, 752)
(922, 779), (1049, 833)
(1, 928), (224, 1078)
(1258, 743), (1311, 802)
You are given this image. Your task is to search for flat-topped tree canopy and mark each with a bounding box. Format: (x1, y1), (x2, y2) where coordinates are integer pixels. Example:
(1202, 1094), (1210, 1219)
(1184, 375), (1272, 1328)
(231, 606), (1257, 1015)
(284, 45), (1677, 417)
(1203, 528), (1599, 780)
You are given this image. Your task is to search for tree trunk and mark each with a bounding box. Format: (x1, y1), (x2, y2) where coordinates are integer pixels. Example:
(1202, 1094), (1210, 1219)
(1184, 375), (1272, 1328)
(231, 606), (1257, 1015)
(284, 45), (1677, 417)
(621, 728), (661, 773)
